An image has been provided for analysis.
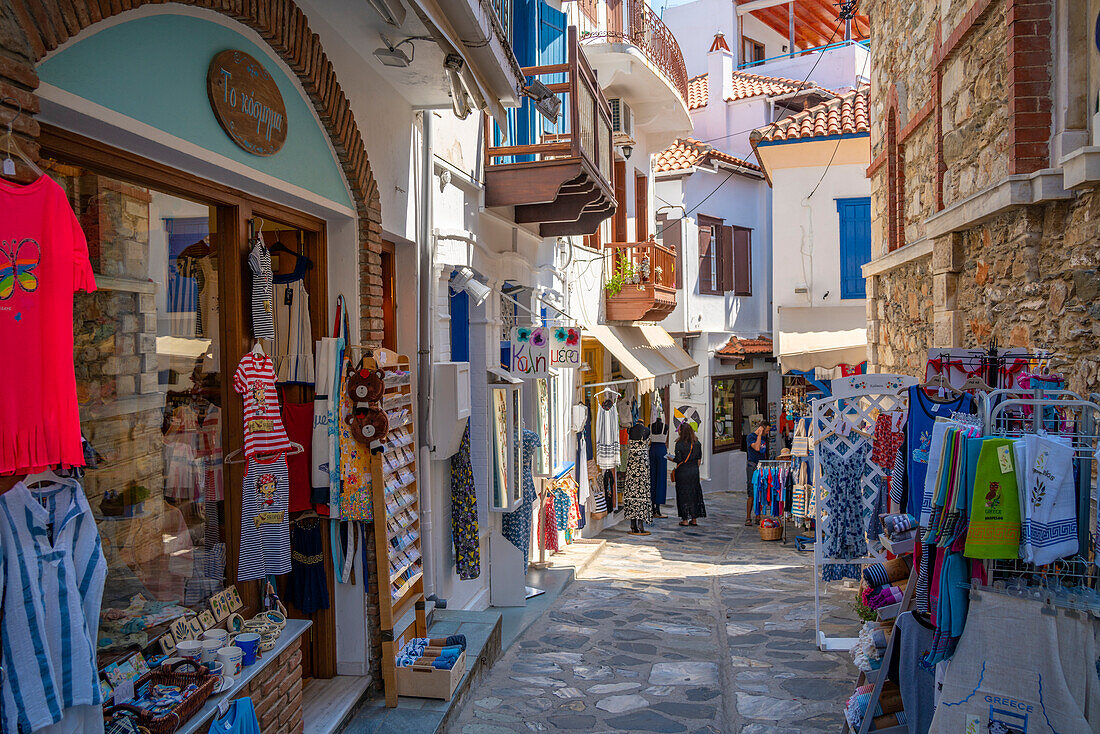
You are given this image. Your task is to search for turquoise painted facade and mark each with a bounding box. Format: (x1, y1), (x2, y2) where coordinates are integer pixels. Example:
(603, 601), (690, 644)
(38, 13), (351, 208)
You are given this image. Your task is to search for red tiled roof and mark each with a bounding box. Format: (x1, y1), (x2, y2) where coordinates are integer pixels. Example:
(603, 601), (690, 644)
(752, 86), (870, 143)
(653, 138), (761, 174)
(687, 70), (813, 110)
(716, 336), (773, 358)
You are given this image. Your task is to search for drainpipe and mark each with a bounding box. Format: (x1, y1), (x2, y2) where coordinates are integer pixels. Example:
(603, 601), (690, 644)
(417, 111), (438, 603)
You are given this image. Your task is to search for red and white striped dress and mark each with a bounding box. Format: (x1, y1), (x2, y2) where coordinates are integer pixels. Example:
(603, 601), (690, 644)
(233, 352), (293, 458)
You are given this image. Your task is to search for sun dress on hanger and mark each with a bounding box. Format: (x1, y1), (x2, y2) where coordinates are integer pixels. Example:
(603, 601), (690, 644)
(449, 423), (481, 580)
(501, 429), (540, 573)
(819, 440), (872, 581)
(622, 437), (652, 523)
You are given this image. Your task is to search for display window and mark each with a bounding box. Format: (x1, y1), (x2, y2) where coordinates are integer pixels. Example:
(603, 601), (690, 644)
(712, 374), (766, 453)
(38, 125), (335, 676)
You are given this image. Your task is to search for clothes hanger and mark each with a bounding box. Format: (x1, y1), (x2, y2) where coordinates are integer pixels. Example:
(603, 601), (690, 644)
(0, 98), (43, 179)
(224, 443), (304, 465)
(251, 340), (266, 355)
(178, 237), (212, 260)
(268, 231), (313, 270)
(960, 374), (994, 393)
(24, 467), (80, 489)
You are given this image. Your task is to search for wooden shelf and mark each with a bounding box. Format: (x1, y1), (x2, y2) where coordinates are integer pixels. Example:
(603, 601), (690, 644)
(369, 349), (427, 708)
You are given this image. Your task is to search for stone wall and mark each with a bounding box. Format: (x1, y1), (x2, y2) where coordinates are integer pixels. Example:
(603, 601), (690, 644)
(867, 254), (934, 375)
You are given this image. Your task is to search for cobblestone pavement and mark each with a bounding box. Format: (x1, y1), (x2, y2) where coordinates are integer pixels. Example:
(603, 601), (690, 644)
(447, 490), (859, 733)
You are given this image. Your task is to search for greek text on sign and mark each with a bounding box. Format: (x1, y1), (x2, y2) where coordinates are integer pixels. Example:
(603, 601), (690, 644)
(511, 326), (582, 377)
(207, 50), (288, 156)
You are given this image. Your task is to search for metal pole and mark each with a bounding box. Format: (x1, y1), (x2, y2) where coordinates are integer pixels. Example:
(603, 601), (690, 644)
(788, 1), (795, 57)
(844, 18), (851, 41)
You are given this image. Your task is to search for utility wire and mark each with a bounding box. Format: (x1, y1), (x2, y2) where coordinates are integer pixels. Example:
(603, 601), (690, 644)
(806, 39), (871, 200)
(651, 18), (844, 242)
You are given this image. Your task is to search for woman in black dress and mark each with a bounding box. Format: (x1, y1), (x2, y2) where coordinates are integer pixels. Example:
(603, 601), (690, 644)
(672, 423), (706, 526)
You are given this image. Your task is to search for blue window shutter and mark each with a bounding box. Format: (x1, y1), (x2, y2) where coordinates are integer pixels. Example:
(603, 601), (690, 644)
(450, 287), (470, 362)
(837, 197), (871, 299)
(536, 3), (567, 138)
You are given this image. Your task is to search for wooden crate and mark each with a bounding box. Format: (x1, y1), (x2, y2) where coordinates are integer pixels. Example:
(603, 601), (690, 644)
(395, 651), (466, 701)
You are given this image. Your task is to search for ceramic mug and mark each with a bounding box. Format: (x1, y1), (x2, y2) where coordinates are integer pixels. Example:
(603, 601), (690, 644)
(176, 639), (204, 663)
(233, 633), (261, 666)
(217, 646), (243, 677)
(203, 628), (229, 646)
(201, 638), (222, 665)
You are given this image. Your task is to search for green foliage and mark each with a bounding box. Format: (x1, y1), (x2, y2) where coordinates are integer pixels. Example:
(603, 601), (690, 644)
(605, 254), (635, 296)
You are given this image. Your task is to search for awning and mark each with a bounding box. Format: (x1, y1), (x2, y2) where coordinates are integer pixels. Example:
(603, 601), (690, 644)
(638, 325), (699, 383)
(777, 305), (867, 372)
(586, 324), (698, 394)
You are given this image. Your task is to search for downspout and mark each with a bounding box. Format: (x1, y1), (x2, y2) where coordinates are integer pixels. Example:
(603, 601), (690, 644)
(417, 111), (439, 603)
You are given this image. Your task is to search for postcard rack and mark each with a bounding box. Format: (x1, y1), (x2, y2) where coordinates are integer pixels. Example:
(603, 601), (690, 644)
(369, 348), (427, 707)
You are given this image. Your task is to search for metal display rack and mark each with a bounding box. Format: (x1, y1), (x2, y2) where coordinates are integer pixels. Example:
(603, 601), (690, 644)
(369, 348), (427, 707)
(811, 373), (918, 651)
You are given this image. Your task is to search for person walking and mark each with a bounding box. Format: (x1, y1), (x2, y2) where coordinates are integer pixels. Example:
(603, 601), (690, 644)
(672, 423), (706, 526)
(745, 420), (770, 526)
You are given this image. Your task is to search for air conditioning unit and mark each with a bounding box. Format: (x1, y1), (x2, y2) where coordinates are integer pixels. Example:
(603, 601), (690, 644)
(609, 98), (635, 145)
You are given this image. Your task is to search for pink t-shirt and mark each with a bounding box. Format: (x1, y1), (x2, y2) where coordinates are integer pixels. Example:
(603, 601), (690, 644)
(0, 175), (95, 475)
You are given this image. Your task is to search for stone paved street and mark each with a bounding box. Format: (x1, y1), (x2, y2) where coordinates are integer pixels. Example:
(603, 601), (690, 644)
(448, 490), (858, 733)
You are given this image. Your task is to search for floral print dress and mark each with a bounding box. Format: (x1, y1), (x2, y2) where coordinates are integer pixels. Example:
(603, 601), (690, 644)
(449, 423), (480, 580)
(820, 441), (872, 581)
(502, 429), (540, 572)
(622, 439), (653, 523)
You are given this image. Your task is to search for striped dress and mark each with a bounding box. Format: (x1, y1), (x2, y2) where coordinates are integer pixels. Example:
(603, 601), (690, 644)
(238, 452), (292, 581)
(0, 480), (106, 734)
(248, 241), (275, 340)
(233, 352), (293, 459)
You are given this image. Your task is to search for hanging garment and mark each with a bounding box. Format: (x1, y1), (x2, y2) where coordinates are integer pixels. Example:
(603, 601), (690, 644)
(199, 406), (225, 501)
(0, 175), (96, 476)
(589, 462), (608, 514)
(311, 337), (339, 503)
(196, 255), (220, 365)
(1020, 433), (1077, 565)
(929, 593), (1094, 734)
(449, 423), (481, 580)
(248, 241), (275, 340)
(819, 441), (872, 581)
(501, 429), (540, 573)
(622, 438), (653, 523)
(283, 401), (315, 513)
(964, 438), (1022, 559)
(238, 452), (292, 580)
(918, 419), (965, 528)
(0, 480), (106, 734)
(595, 403), (619, 469)
(233, 351), (293, 459)
(886, 611), (937, 734)
(540, 492), (560, 553)
(871, 411), (905, 469)
(905, 387), (972, 521)
(673, 438), (706, 521)
(209, 696), (262, 734)
(274, 262), (315, 384)
(649, 423), (668, 507)
(289, 517), (330, 615)
(337, 354), (373, 522)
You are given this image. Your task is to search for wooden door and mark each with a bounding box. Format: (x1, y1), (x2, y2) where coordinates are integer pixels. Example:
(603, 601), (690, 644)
(634, 171), (648, 241)
(613, 160), (627, 242)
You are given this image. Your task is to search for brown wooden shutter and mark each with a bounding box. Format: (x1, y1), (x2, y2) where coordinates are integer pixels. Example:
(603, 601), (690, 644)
(657, 214), (682, 288)
(733, 226), (752, 295)
(718, 224), (734, 292)
(634, 172), (648, 241)
(613, 160), (627, 242)
(698, 224), (713, 293)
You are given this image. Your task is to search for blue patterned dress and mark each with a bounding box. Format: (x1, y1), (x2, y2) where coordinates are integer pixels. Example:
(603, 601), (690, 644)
(501, 429), (540, 574)
(449, 423), (480, 580)
(820, 441), (871, 581)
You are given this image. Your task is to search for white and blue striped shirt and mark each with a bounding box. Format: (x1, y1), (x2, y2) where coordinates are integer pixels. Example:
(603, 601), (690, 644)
(0, 480), (106, 734)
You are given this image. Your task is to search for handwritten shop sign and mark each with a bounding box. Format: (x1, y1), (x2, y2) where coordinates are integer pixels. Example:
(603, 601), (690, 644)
(207, 50), (288, 156)
(511, 326), (582, 377)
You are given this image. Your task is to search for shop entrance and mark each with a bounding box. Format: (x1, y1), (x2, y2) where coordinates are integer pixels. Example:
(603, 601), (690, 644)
(40, 125), (338, 680)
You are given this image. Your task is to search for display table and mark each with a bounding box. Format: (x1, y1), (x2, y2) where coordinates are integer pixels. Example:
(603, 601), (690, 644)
(175, 618), (311, 734)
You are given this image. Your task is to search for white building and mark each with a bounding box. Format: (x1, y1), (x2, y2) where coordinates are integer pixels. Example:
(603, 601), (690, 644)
(751, 87), (873, 377)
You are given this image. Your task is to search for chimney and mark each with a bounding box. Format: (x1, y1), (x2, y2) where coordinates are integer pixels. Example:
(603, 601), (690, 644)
(707, 32), (734, 107)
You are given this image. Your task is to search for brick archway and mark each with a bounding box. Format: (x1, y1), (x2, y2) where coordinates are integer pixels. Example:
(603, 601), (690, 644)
(2, 0), (383, 344)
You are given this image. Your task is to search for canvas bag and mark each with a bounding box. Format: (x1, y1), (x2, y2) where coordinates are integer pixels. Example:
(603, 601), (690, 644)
(791, 461), (810, 518)
(929, 592), (1093, 734)
(791, 419), (810, 457)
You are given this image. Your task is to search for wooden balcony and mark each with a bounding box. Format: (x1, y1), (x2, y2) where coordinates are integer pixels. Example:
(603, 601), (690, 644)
(604, 240), (677, 323)
(485, 27), (616, 236)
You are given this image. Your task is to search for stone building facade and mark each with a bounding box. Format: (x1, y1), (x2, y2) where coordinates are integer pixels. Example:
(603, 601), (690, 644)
(862, 0), (1100, 393)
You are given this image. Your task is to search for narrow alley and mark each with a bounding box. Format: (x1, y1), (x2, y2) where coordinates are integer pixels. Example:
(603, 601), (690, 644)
(448, 492), (858, 734)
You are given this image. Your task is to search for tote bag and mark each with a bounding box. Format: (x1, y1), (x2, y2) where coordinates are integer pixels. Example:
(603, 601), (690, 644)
(791, 420), (810, 457)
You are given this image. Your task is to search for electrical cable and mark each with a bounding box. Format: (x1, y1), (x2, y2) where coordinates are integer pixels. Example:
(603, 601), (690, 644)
(651, 18), (845, 242)
(806, 41), (870, 200)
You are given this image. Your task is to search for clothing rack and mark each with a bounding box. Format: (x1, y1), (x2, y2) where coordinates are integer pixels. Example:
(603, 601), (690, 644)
(812, 373), (918, 651)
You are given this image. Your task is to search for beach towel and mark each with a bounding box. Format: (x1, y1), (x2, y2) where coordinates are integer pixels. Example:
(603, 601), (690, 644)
(963, 438), (1021, 559)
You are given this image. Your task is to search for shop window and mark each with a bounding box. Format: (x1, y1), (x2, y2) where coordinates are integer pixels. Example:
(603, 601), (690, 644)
(44, 160), (228, 661)
(698, 215), (721, 295)
(712, 374), (766, 453)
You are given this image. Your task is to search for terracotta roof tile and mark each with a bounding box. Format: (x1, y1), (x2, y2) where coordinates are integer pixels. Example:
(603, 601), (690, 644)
(716, 336), (773, 358)
(687, 70), (814, 110)
(752, 86), (870, 143)
(653, 138), (761, 174)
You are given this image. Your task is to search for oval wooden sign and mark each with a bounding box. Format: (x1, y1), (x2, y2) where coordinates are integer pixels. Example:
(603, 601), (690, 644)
(207, 50), (288, 156)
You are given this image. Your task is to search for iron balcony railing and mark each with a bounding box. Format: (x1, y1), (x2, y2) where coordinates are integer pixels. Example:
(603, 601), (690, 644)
(582, 0), (688, 104)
